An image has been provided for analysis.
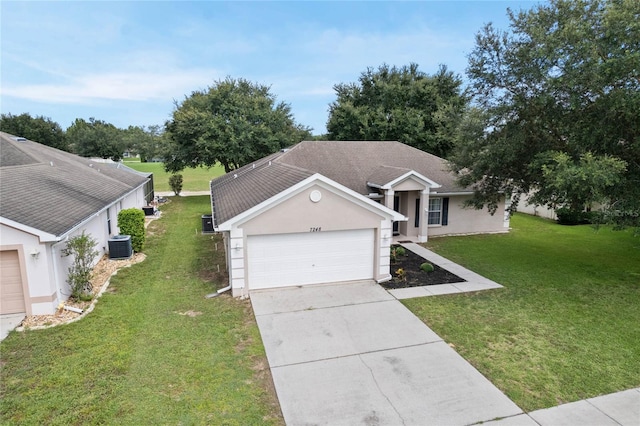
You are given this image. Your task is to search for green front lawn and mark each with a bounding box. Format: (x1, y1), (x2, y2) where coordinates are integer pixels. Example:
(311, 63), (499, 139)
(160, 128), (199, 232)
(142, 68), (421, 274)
(404, 213), (640, 412)
(123, 159), (225, 192)
(0, 196), (282, 425)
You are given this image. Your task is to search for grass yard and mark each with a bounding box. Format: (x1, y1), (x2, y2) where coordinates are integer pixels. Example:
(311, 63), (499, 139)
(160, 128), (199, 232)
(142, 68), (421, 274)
(0, 196), (283, 425)
(123, 158), (225, 192)
(404, 213), (640, 412)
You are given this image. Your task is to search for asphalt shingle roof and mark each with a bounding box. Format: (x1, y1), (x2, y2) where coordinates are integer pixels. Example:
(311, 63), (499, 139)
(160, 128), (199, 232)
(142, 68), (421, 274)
(0, 132), (150, 237)
(210, 140), (467, 226)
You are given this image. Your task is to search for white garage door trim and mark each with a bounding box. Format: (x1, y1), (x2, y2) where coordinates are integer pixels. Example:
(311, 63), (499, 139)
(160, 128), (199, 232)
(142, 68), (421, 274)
(247, 229), (375, 290)
(0, 250), (27, 315)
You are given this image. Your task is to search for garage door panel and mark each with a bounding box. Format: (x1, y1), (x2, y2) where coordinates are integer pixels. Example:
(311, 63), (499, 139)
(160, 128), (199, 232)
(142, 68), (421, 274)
(0, 250), (26, 314)
(248, 229), (374, 290)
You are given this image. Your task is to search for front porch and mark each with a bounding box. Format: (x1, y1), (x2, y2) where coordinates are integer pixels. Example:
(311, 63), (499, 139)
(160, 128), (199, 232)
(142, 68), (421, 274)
(368, 168), (440, 244)
(392, 234), (421, 244)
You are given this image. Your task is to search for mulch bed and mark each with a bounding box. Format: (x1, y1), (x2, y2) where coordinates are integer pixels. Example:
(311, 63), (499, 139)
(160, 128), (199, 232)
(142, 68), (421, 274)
(381, 245), (466, 290)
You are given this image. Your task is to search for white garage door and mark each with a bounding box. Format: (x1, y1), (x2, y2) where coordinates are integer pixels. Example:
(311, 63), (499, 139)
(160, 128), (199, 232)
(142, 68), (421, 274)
(0, 250), (26, 315)
(248, 229), (375, 290)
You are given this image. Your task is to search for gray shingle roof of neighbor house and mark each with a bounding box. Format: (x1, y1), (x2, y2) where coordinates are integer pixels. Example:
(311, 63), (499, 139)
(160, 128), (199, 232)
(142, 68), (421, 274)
(0, 132), (151, 237)
(210, 140), (469, 226)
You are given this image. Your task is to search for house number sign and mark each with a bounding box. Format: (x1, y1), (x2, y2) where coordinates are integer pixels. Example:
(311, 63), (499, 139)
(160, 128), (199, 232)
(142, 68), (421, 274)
(310, 227), (322, 232)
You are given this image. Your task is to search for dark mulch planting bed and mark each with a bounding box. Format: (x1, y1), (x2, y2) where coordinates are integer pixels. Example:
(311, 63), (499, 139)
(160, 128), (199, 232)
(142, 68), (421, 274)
(381, 245), (466, 289)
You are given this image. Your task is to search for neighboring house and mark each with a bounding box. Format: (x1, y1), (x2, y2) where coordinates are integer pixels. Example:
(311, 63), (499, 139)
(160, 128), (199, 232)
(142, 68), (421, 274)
(0, 132), (153, 316)
(210, 140), (510, 297)
(516, 193), (558, 220)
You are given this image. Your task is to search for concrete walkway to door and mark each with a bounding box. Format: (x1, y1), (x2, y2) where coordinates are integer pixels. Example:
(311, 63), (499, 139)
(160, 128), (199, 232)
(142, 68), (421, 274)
(251, 281), (523, 425)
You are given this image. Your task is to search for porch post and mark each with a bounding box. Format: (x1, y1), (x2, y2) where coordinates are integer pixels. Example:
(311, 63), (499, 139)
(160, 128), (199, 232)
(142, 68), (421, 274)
(384, 189), (395, 211)
(417, 189), (429, 243)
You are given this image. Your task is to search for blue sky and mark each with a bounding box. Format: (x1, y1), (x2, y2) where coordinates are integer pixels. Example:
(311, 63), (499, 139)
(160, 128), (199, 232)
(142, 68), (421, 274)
(1, 1), (541, 135)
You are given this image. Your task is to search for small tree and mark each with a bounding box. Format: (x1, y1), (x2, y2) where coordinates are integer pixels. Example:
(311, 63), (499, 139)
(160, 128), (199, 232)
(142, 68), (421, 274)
(61, 231), (99, 300)
(117, 208), (146, 252)
(169, 174), (183, 196)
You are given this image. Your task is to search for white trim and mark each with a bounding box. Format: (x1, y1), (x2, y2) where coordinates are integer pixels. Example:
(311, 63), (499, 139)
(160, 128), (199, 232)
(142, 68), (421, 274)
(215, 173), (406, 231)
(0, 217), (58, 242)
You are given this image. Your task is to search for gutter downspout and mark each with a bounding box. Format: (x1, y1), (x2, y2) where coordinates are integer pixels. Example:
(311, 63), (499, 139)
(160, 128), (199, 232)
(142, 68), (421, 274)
(205, 285), (231, 299)
(50, 238), (67, 306)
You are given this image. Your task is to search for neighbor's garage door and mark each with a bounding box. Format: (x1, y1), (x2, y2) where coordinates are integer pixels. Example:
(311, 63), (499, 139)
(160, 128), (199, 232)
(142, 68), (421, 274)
(247, 229), (374, 290)
(0, 250), (26, 314)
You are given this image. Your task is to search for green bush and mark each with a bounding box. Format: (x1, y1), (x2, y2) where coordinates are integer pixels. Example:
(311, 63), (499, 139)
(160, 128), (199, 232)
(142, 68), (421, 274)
(61, 231), (99, 300)
(118, 208), (145, 252)
(420, 262), (434, 273)
(556, 207), (594, 225)
(169, 174), (183, 195)
(395, 246), (406, 257)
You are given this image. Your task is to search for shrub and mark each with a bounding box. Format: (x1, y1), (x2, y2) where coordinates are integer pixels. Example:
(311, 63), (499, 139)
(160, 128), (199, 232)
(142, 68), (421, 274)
(169, 174), (183, 195)
(118, 208), (145, 252)
(395, 268), (406, 281)
(556, 207), (594, 225)
(420, 262), (434, 273)
(395, 246), (406, 257)
(61, 231), (99, 300)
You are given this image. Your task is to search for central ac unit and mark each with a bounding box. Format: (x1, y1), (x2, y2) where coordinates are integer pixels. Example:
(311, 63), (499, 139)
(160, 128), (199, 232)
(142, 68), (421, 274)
(108, 235), (132, 259)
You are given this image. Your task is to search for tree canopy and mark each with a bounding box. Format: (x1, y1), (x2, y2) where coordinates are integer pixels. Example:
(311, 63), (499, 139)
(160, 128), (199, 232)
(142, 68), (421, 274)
(450, 0), (639, 227)
(164, 77), (311, 173)
(121, 125), (167, 162)
(0, 113), (68, 151)
(326, 63), (467, 158)
(67, 118), (125, 161)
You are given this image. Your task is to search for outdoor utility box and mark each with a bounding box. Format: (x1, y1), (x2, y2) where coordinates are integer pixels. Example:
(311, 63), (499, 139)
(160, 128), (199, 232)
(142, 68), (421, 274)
(202, 215), (215, 234)
(108, 235), (132, 259)
(142, 206), (155, 216)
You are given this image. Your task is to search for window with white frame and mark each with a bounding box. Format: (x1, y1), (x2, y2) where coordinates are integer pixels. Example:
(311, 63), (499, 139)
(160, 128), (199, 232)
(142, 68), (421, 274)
(428, 198), (442, 225)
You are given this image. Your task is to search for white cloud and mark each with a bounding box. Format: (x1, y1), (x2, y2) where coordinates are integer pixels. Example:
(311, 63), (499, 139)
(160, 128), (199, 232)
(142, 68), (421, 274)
(1, 68), (219, 104)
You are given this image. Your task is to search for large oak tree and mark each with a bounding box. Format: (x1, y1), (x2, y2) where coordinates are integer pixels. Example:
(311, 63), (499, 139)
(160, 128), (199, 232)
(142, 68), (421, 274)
(164, 78), (311, 173)
(326, 63), (467, 158)
(450, 0), (639, 227)
(0, 113), (68, 151)
(67, 118), (124, 161)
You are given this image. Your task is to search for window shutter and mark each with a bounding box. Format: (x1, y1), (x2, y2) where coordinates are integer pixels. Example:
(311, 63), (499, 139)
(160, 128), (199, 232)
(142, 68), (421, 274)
(442, 197), (449, 226)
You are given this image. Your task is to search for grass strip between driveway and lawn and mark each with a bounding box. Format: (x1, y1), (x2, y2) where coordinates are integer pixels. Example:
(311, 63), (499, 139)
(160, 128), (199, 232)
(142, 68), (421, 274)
(0, 196), (283, 425)
(123, 159), (225, 192)
(404, 213), (640, 412)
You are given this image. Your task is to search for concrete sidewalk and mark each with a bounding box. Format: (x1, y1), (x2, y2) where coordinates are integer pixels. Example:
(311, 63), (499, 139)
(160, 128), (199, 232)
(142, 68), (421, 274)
(155, 190), (210, 197)
(388, 242), (503, 299)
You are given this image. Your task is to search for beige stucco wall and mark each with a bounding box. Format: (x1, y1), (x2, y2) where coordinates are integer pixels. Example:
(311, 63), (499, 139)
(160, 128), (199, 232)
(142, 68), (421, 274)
(428, 194), (509, 237)
(241, 185), (384, 235)
(393, 179), (425, 192)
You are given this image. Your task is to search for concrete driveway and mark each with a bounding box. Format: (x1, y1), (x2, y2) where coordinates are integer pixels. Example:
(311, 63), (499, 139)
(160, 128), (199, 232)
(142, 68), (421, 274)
(251, 281), (523, 425)
(1, 313), (25, 341)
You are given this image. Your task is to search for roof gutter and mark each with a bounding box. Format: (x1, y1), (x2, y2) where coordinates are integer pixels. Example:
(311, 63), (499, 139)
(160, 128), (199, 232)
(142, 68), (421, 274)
(430, 191), (475, 196)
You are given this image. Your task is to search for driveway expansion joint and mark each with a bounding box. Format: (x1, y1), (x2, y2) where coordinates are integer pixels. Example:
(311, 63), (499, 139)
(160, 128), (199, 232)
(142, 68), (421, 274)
(269, 341), (445, 369)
